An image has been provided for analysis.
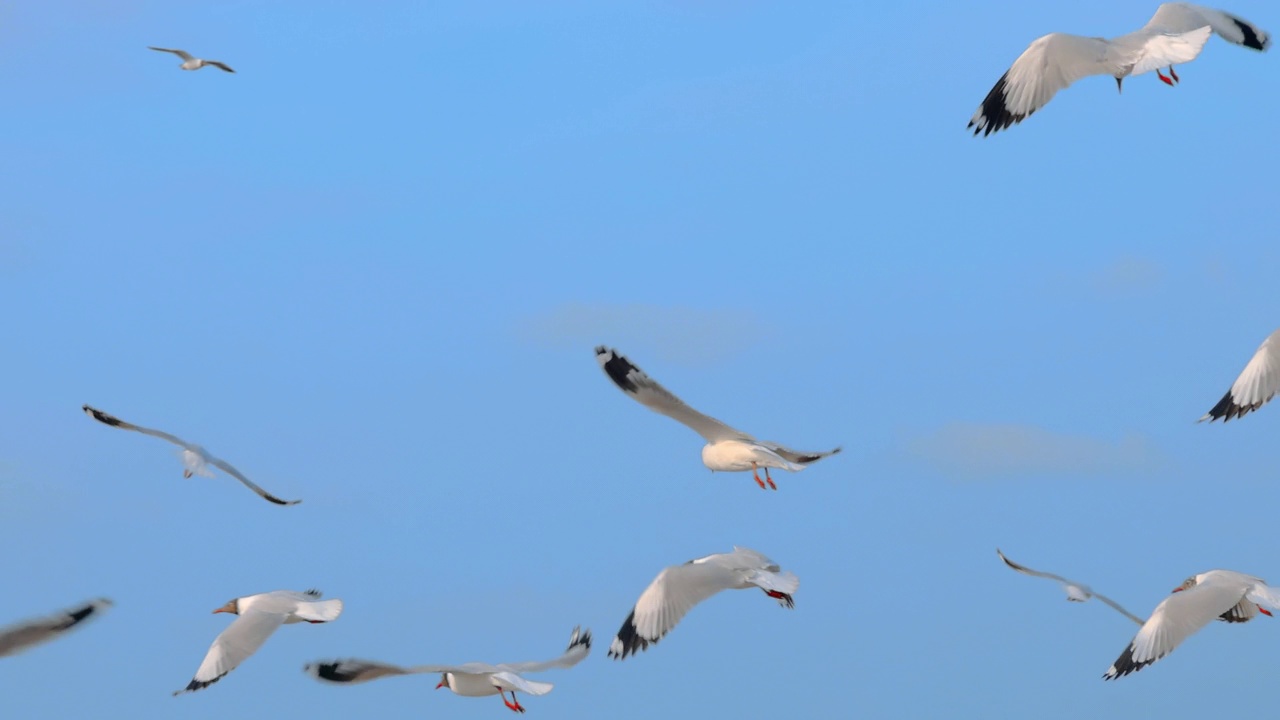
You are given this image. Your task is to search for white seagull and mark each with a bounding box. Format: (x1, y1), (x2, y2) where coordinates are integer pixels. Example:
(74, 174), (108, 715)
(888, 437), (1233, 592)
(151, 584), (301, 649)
(608, 546), (798, 660)
(175, 589), (342, 695)
(969, 3), (1270, 136)
(0, 598), (113, 659)
(997, 549), (1143, 625)
(1103, 569), (1277, 679)
(147, 47), (235, 73)
(305, 626), (591, 714)
(1200, 328), (1280, 422)
(594, 347), (840, 490)
(82, 404), (301, 506)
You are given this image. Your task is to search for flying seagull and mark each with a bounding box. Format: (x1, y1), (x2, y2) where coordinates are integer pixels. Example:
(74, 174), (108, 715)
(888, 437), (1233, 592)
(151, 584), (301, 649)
(594, 347), (840, 490)
(175, 589), (342, 695)
(0, 598), (113, 658)
(82, 404), (301, 506)
(969, 3), (1270, 136)
(1103, 569), (1277, 679)
(608, 546), (797, 660)
(306, 626), (591, 714)
(996, 549), (1143, 625)
(147, 47), (235, 73)
(1200, 328), (1280, 422)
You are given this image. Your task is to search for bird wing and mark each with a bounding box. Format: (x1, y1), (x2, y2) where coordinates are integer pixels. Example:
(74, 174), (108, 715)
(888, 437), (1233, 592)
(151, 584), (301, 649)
(0, 598), (113, 658)
(1103, 574), (1248, 679)
(608, 558), (741, 660)
(1143, 3), (1271, 49)
(1200, 329), (1280, 422)
(205, 61), (236, 73)
(1091, 592), (1146, 626)
(758, 442), (841, 466)
(206, 456), (302, 506)
(82, 404), (196, 450)
(997, 549), (1143, 624)
(490, 671), (554, 696)
(148, 46), (193, 60)
(1127, 26), (1213, 76)
(175, 609), (287, 694)
(1244, 581), (1280, 612)
(594, 346), (752, 443)
(305, 659), (423, 684)
(497, 626), (592, 673)
(969, 33), (1113, 136)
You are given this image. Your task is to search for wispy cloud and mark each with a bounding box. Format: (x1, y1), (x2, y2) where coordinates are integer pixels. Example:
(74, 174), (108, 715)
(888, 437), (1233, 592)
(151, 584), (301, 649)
(905, 422), (1163, 480)
(1091, 256), (1162, 296)
(520, 302), (771, 365)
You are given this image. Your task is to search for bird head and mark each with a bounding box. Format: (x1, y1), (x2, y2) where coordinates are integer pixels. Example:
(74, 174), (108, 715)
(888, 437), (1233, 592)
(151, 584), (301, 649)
(435, 673), (450, 690)
(213, 599), (240, 615)
(1172, 576), (1199, 594)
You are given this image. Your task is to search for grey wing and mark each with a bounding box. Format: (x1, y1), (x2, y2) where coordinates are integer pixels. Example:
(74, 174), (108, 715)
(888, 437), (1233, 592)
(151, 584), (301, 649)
(175, 610), (287, 694)
(0, 598), (113, 658)
(760, 442), (841, 466)
(969, 33), (1113, 136)
(608, 561), (738, 660)
(305, 659), (422, 684)
(1201, 329), (1280, 422)
(996, 549), (1080, 585)
(82, 404), (196, 450)
(1091, 592), (1146, 626)
(594, 347), (751, 443)
(207, 456), (302, 506)
(205, 61), (235, 73)
(491, 672), (554, 696)
(1144, 3), (1270, 49)
(148, 46), (194, 60)
(499, 626), (592, 673)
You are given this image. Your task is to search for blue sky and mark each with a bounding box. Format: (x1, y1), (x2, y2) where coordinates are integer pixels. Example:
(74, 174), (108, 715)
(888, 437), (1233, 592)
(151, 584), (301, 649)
(2, 0), (1279, 717)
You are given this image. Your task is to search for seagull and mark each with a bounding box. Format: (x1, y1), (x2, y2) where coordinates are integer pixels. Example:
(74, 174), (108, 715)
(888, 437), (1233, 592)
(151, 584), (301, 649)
(147, 47), (235, 73)
(0, 598), (113, 658)
(1200, 328), (1280, 422)
(608, 546), (797, 660)
(305, 626), (591, 714)
(594, 347), (840, 490)
(969, 3), (1270, 136)
(996, 549), (1143, 625)
(175, 589), (342, 695)
(82, 404), (301, 506)
(1103, 569), (1277, 679)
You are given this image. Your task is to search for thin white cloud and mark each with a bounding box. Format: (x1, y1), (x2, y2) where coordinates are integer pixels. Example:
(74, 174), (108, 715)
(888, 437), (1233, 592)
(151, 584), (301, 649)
(520, 302), (771, 365)
(906, 422), (1163, 480)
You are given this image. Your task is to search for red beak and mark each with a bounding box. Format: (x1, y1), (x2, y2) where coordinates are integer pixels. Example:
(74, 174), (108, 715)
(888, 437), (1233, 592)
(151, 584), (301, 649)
(435, 680), (446, 690)
(1171, 587), (1184, 593)
(1260, 607), (1274, 617)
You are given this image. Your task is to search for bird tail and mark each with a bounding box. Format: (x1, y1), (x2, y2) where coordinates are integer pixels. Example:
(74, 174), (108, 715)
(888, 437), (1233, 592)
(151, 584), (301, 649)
(296, 599), (344, 623)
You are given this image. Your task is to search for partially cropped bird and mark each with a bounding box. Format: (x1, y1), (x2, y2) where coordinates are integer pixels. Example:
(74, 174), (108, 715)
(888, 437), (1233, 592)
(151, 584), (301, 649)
(594, 347), (840, 490)
(306, 626), (591, 714)
(608, 546), (797, 660)
(175, 589), (343, 695)
(0, 598), (113, 658)
(1200, 328), (1280, 422)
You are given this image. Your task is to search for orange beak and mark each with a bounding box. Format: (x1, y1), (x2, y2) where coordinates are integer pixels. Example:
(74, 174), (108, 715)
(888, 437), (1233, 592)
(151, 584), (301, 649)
(1171, 587), (1184, 593)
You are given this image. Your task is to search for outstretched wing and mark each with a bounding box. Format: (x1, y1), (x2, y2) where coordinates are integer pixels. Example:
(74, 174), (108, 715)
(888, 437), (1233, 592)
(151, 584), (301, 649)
(0, 598), (113, 658)
(1128, 26), (1213, 76)
(174, 610), (287, 694)
(82, 404), (196, 450)
(491, 671), (554, 696)
(498, 626), (592, 673)
(1143, 3), (1270, 50)
(305, 659), (424, 684)
(969, 33), (1113, 136)
(758, 442), (841, 466)
(206, 456), (301, 506)
(148, 46), (194, 61)
(594, 346), (751, 443)
(608, 559), (740, 660)
(205, 60), (236, 73)
(1201, 329), (1280, 422)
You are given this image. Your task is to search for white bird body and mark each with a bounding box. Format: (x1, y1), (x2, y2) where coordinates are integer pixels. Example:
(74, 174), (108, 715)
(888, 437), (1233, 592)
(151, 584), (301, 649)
(1201, 328), (1280, 421)
(594, 347), (840, 489)
(82, 404), (301, 506)
(1104, 569), (1279, 679)
(306, 627), (590, 713)
(147, 46), (235, 73)
(176, 589), (342, 695)
(996, 549), (1143, 625)
(0, 599), (113, 658)
(609, 546), (798, 660)
(970, 3), (1270, 136)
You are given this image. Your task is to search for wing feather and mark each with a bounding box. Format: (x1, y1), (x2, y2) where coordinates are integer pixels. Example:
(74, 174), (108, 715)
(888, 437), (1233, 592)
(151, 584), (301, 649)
(175, 610), (287, 694)
(594, 347), (750, 443)
(1201, 329), (1280, 422)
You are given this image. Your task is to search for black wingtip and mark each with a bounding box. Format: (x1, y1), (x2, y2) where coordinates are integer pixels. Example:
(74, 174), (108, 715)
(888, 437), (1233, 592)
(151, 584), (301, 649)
(1201, 389), (1264, 423)
(82, 404), (123, 427)
(969, 72), (1030, 138)
(607, 609), (652, 660)
(308, 661), (360, 683)
(1103, 643), (1153, 681)
(596, 347), (641, 394)
(1233, 18), (1268, 51)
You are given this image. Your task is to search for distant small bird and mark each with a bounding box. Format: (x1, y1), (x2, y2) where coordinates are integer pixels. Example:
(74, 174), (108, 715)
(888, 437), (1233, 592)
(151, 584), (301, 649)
(1103, 569), (1278, 679)
(1200, 328), (1280, 422)
(175, 589), (342, 695)
(969, 3), (1270, 136)
(147, 47), (235, 73)
(594, 347), (840, 490)
(608, 546), (797, 660)
(306, 626), (592, 714)
(82, 404), (301, 506)
(996, 549), (1143, 624)
(0, 598), (113, 658)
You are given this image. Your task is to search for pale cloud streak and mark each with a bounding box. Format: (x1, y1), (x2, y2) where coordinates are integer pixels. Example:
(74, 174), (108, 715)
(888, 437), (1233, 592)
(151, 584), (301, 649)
(906, 422), (1163, 480)
(520, 302), (771, 365)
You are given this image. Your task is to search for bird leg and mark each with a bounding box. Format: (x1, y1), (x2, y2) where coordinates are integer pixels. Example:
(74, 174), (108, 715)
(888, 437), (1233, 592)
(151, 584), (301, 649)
(1156, 66), (1180, 86)
(763, 467), (777, 490)
(1169, 65), (1179, 83)
(500, 691), (526, 713)
(763, 589), (795, 608)
(751, 462), (767, 489)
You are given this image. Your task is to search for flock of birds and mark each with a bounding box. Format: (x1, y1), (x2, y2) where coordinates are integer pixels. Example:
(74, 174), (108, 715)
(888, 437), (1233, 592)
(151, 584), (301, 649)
(3, 2), (1279, 712)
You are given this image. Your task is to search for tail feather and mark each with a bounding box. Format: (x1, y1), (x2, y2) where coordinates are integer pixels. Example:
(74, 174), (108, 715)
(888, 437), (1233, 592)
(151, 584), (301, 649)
(296, 599), (343, 623)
